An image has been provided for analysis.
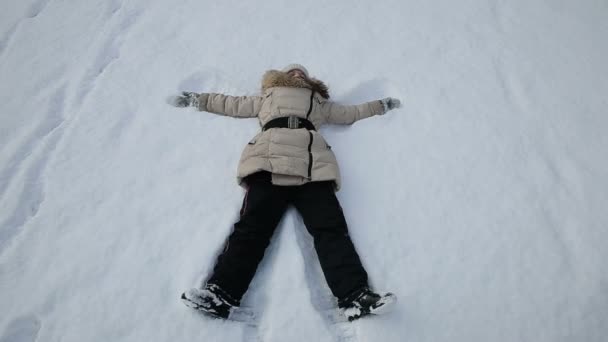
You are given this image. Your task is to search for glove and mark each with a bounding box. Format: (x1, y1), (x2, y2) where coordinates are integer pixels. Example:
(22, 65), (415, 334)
(380, 97), (401, 113)
(168, 92), (199, 108)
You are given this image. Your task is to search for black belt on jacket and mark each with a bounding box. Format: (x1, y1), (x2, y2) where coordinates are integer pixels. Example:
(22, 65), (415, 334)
(262, 116), (316, 131)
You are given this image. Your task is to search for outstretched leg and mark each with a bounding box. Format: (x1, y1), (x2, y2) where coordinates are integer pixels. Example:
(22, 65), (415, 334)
(291, 181), (369, 302)
(206, 172), (289, 302)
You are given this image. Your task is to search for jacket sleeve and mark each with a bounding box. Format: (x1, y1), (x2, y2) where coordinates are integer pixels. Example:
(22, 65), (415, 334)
(320, 99), (385, 125)
(196, 93), (263, 118)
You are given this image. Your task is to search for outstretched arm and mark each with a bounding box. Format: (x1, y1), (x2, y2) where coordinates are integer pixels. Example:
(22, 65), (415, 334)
(320, 97), (401, 125)
(169, 92), (263, 118)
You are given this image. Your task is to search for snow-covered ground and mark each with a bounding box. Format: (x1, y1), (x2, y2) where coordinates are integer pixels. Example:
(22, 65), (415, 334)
(1, 0), (607, 341)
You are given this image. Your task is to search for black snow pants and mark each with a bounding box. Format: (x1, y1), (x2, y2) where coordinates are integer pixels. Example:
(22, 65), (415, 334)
(206, 171), (369, 305)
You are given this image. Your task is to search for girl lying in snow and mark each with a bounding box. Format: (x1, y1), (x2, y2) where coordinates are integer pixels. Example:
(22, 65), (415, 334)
(170, 64), (400, 322)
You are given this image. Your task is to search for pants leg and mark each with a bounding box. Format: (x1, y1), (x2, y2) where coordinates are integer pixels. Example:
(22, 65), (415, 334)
(207, 173), (288, 302)
(291, 181), (369, 301)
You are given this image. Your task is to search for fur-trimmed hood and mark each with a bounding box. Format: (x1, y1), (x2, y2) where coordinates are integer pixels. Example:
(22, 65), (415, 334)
(261, 70), (330, 99)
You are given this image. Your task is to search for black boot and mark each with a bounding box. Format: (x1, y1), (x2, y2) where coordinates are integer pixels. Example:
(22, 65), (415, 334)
(181, 284), (239, 319)
(339, 288), (397, 321)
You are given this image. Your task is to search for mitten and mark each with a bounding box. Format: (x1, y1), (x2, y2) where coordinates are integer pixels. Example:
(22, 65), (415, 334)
(380, 97), (401, 113)
(168, 92), (199, 108)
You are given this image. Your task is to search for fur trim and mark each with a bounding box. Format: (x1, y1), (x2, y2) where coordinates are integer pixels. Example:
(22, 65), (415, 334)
(261, 70), (330, 99)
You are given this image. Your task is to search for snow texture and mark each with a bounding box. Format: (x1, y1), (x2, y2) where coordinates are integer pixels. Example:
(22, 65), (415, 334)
(1, 0), (608, 341)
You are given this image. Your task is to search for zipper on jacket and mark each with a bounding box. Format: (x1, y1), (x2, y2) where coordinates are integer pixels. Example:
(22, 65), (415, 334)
(306, 90), (315, 179)
(306, 91), (315, 119)
(307, 131), (313, 179)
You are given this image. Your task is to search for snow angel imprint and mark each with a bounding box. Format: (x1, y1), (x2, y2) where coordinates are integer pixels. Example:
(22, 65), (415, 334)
(170, 64), (401, 322)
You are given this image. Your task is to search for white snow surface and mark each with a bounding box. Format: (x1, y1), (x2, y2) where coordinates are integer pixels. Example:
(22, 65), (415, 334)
(1, 0), (608, 341)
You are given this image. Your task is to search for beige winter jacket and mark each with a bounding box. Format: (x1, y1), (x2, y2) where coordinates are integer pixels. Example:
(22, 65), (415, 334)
(196, 70), (385, 191)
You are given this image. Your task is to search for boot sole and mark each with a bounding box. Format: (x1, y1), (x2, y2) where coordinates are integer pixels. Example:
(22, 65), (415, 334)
(344, 292), (398, 321)
(369, 293), (397, 315)
(181, 293), (228, 319)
